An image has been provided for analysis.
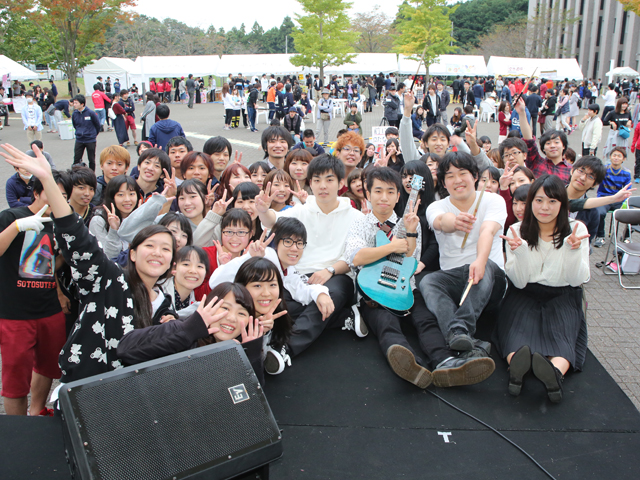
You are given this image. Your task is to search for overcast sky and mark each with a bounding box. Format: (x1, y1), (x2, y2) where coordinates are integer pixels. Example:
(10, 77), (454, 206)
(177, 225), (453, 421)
(129, 0), (406, 31)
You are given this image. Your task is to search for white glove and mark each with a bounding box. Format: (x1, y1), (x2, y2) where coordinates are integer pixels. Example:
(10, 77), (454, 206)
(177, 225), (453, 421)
(16, 205), (52, 233)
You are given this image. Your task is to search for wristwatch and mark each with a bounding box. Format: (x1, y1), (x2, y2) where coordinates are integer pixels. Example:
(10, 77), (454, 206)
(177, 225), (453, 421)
(326, 266), (336, 276)
(406, 232), (418, 238)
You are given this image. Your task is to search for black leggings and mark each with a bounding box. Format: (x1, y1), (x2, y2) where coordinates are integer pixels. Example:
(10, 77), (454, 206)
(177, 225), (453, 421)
(225, 108), (233, 125)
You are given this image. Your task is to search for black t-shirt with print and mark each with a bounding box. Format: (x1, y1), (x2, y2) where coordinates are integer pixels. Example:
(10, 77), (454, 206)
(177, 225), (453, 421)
(0, 207), (61, 320)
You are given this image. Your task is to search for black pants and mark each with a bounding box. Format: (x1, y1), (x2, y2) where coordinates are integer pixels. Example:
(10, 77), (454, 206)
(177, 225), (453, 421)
(582, 144), (597, 157)
(452, 89), (459, 102)
(73, 141), (97, 170)
(635, 149), (640, 179)
(225, 108), (233, 125)
(286, 274), (354, 357)
(388, 119), (400, 127)
(530, 115), (538, 137)
(1, 110), (8, 126)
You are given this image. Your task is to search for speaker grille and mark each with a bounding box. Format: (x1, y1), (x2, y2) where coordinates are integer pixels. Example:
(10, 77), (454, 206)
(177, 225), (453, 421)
(71, 348), (277, 480)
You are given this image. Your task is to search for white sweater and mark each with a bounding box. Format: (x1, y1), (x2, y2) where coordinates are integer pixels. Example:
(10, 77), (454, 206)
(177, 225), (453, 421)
(505, 221), (590, 289)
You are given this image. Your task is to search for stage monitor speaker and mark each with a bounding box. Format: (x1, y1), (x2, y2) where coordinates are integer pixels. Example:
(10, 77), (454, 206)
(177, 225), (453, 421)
(59, 341), (282, 480)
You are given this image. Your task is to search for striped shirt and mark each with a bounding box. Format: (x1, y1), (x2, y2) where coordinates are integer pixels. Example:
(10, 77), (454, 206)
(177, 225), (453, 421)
(597, 166), (631, 197)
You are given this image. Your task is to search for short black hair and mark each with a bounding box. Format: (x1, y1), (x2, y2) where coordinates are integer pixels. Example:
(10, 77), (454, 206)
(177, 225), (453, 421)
(572, 155), (606, 185)
(30, 140), (44, 150)
(220, 208), (252, 232)
(479, 136), (491, 145)
(539, 129), (568, 155)
(302, 129), (315, 139)
(203, 136), (232, 156)
(307, 154), (346, 182)
(158, 212), (194, 247)
(512, 184), (531, 202)
(587, 103), (600, 113)
(137, 147), (171, 173)
(499, 137), (528, 158)
(69, 165), (97, 189)
(437, 151), (478, 185)
(230, 181), (260, 207)
(156, 104), (170, 119)
(422, 123), (450, 144)
(72, 94), (86, 105)
(507, 129), (522, 139)
(167, 136), (193, 152)
(261, 126), (294, 153)
(271, 217), (307, 248)
(248, 161), (272, 176)
(384, 127), (399, 137)
(366, 166), (402, 194)
(33, 170), (72, 199)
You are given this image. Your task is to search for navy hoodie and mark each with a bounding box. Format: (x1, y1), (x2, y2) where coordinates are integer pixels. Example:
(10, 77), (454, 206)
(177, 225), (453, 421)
(72, 107), (100, 143)
(6, 172), (34, 208)
(148, 119), (185, 152)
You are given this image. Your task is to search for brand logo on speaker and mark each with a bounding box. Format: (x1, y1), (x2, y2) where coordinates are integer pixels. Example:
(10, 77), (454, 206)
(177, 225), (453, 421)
(229, 384), (250, 404)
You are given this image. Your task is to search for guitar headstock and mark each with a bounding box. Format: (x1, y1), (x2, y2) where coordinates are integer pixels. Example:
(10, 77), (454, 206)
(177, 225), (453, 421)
(410, 174), (424, 193)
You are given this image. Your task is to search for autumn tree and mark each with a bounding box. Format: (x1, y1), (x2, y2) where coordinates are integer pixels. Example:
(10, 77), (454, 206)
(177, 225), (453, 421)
(394, 0), (458, 83)
(290, 0), (359, 81)
(351, 6), (394, 53)
(471, 21), (530, 60)
(619, 0), (640, 15)
(7, 0), (136, 96)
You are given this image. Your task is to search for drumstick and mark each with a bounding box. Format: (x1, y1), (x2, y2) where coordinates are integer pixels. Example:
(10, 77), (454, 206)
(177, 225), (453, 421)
(460, 182), (490, 249)
(409, 42), (430, 92)
(511, 68), (537, 109)
(459, 278), (474, 307)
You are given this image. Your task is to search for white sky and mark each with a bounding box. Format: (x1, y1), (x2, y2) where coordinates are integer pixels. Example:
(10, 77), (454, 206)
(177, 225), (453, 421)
(129, 0), (406, 31)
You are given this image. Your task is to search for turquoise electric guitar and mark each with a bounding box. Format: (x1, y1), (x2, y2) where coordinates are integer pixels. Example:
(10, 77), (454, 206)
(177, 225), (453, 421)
(357, 175), (423, 316)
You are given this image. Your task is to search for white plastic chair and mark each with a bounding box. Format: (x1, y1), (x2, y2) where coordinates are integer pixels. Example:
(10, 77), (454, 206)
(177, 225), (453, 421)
(332, 101), (344, 118)
(480, 101), (497, 122)
(256, 109), (268, 125)
(309, 99), (316, 123)
(356, 100), (365, 115)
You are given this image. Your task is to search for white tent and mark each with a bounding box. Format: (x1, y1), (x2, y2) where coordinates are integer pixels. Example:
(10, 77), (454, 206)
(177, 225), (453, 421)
(216, 54), (308, 78)
(487, 56), (584, 80)
(320, 53), (398, 75)
(82, 57), (136, 94)
(397, 54), (488, 77)
(606, 66), (640, 77)
(0, 55), (38, 81)
(130, 55), (221, 90)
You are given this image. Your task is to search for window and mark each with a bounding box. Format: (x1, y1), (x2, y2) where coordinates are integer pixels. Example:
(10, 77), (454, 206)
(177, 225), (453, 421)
(620, 11), (628, 44)
(600, 0), (605, 9)
(617, 50), (623, 67)
(593, 52), (599, 79)
(636, 59), (639, 72)
(576, 21), (582, 47)
(613, 18), (616, 33)
(580, 0), (585, 15)
(596, 16), (603, 47)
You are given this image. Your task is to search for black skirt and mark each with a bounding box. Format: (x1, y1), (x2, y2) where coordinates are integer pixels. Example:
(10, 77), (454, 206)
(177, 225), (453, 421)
(494, 281), (587, 371)
(113, 115), (129, 145)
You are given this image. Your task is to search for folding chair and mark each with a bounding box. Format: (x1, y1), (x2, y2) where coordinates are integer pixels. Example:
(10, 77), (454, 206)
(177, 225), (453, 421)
(603, 208), (640, 288)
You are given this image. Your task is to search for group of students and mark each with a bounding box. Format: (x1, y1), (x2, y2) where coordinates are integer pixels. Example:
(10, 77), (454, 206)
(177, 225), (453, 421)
(1, 86), (638, 419)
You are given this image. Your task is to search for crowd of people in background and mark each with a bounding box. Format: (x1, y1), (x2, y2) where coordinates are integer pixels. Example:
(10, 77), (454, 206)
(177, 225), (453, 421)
(1, 65), (639, 420)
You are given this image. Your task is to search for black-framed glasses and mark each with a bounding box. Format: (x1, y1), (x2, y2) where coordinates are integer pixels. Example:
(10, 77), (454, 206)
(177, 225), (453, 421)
(281, 238), (307, 249)
(222, 230), (250, 237)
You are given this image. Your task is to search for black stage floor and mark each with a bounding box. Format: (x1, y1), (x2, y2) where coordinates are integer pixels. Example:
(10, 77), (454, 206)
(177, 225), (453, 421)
(2, 326), (640, 480)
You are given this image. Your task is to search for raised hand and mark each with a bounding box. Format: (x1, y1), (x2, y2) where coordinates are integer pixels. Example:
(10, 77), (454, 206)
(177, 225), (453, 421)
(161, 167), (177, 199)
(240, 316), (264, 343)
(255, 182), (278, 213)
(500, 226), (524, 251)
(465, 118), (480, 155)
(248, 229), (275, 257)
(375, 149), (392, 167)
(213, 239), (233, 265)
(1, 143), (52, 180)
(514, 97), (526, 115)
(611, 183), (636, 203)
(233, 151), (243, 165)
(103, 203), (121, 231)
(257, 298), (288, 333)
(361, 201), (371, 215)
(205, 180), (219, 209)
(403, 91), (415, 116)
(454, 212), (476, 234)
(288, 179), (308, 204)
(15, 204), (52, 233)
(499, 162), (515, 191)
(196, 295), (228, 335)
(566, 222), (589, 249)
(403, 199), (421, 234)
(211, 188), (233, 215)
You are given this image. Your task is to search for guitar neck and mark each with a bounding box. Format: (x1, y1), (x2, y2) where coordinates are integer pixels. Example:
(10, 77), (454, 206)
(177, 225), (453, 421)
(395, 189), (419, 240)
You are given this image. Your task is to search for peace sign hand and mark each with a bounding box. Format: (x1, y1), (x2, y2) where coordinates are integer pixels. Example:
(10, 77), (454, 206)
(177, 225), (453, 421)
(205, 180), (219, 209)
(287, 180), (308, 204)
(257, 298), (288, 333)
(611, 183), (636, 203)
(240, 316), (264, 343)
(361, 201), (371, 215)
(499, 162), (515, 191)
(500, 226), (524, 251)
(375, 150), (392, 167)
(255, 182), (278, 213)
(161, 167), (177, 199)
(15, 204), (52, 233)
(214, 239), (233, 265)
(403, 199), (421, 234)
(212, 188), (233, 215)
(196, 295), (228, 335)
(233, 151), (243, 165)
(248, 229), (275, 257)
(103, 203), (121, 230)
(566, 222), (589, 250)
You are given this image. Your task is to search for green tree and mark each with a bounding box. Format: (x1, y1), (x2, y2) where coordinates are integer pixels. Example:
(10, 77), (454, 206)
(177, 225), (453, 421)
(0, 11), (57, 67)
(290, 0), (359, 81)
(351, 5), (394, 53)
(393, 0), (458, 83)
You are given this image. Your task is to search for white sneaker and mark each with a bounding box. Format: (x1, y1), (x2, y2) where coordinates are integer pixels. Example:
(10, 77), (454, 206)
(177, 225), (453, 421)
(264, 345), (291, 375)
(352, 305), (368, 337)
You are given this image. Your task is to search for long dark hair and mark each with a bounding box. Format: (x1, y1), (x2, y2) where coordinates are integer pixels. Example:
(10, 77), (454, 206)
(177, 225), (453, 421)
(358, 143), (375, 168)
(97, 175), (139, 231)
(519, 174), (571, 250)
(234, 257), (292, 351)
(127, 225), (176, 328)
(199, 282), (255, 347)
(230, 182), (263, 241)
(396, 160), (435, 218)
(177, 179), (207, 219)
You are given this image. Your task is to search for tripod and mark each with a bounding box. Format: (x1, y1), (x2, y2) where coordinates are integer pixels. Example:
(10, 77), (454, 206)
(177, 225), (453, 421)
(380, 116), (389, 126)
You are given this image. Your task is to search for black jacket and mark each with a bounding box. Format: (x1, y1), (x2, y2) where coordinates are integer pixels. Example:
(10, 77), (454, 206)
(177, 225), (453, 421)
(540, 96), (556, 116)
(422, 94), (440, 118)
(284, 114), (302, 135)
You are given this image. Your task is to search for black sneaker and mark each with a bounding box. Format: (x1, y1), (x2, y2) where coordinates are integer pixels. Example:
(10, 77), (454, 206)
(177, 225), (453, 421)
(448, 328), (474, 351)
(386, 345), (432, 388)
(531, 352), (564, 403)
(432, 355), (495, 388)
(508, 345), (532, 396)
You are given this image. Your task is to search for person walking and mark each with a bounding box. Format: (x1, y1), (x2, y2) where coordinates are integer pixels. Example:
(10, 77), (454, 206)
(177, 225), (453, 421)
(316, 88), (333, 143)
(71, 95), (100, 170)
(186, 74), (196, 109)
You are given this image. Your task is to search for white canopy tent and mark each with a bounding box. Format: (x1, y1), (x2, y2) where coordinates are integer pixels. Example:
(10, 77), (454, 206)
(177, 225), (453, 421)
(0, 55), (39, 81)
(320, 53), (398, 75)
(397, 54), (488, 77)
(82, 57), (136, 94)
(487, 56), (584, 80)
(129, 55), (221, 90)
(216, 54), (308, 78)
(606, 66), (640, 80)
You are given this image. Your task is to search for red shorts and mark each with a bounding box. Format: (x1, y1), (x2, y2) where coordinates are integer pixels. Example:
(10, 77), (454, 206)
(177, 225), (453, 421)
(0, 312), (66, 398)
(125, 115), (136, 130)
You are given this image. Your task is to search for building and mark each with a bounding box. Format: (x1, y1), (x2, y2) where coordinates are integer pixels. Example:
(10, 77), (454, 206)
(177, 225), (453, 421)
(527, 0), (640, 82)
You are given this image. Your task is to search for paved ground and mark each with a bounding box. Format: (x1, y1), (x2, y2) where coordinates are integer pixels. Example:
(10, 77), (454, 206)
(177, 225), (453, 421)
(0, 96), (639, 414)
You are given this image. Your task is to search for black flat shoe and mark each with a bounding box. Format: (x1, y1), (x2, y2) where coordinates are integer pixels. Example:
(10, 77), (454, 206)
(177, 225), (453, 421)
(532, 352), (564, 403)
(508, 345), (531, 396)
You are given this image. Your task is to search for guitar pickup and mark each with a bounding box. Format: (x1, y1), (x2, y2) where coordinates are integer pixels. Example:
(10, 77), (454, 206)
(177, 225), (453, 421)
(381, 266), (400, 280)
(378, 279), (397, 289)
(387, 254), (404, 265)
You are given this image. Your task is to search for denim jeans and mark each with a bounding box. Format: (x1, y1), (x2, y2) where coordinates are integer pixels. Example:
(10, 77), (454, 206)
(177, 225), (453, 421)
(247, 105), (256, 130)
(418, 260), (506, 343)
(596, 202), (623, 238)
(96, 108), (106, 126)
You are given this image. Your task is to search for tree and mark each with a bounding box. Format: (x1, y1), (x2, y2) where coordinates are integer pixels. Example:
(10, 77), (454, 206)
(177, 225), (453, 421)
(290, 0), (359, 81)
(393, 0), (458, 84)
(471, 21), (530, 60)
(7, 0), (136, 96)
(0, 11), (57, 67)
(351, 5), (394, 53)
(619, 0), (640, 15)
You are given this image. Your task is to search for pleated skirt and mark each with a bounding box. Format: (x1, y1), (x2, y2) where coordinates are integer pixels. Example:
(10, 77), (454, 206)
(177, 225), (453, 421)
(494, 281), (587, 371)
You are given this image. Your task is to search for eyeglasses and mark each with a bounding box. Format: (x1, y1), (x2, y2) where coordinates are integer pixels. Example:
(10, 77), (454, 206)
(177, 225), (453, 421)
(222, 230), (250, 237)
(341, 146), (361, 155)
(503, 151), (523, 159)
(575, 168), (596, 182)
(281, 238), (307, 249)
